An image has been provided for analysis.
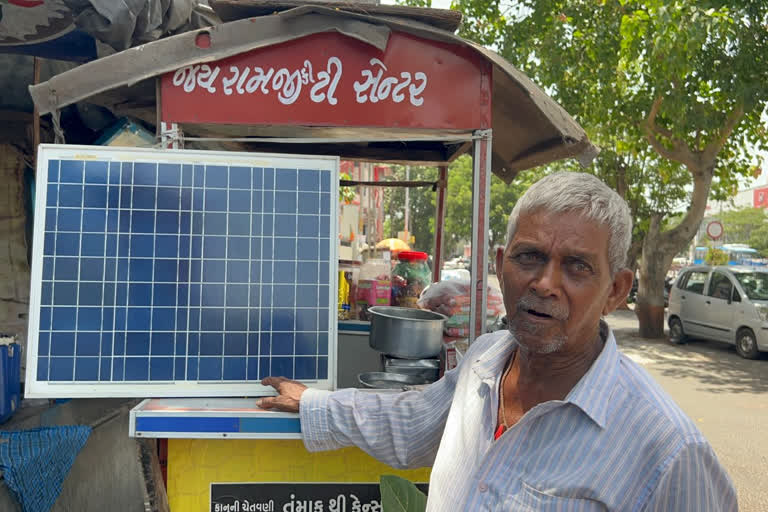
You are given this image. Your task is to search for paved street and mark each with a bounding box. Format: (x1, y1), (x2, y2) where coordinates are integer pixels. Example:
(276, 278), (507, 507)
(605, 310), (768, 512)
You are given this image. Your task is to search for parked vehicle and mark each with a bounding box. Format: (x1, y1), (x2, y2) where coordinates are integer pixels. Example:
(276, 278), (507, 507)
(667, 265), (768, 359)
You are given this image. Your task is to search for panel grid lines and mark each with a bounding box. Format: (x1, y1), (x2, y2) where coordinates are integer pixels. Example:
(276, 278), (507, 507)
(148, 162), (158, 381)
(71, 160), (85, 380)
(30, 147), (336, 395)
(220, 165), (230, 381)
(123, 163), (135, 380)
(98, 162), (110, 381)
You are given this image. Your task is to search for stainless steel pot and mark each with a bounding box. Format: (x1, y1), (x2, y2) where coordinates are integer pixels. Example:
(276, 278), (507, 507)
(384, 357), (440, 383)
(367, 306), (447, 359)
(358, 372), (427, 390)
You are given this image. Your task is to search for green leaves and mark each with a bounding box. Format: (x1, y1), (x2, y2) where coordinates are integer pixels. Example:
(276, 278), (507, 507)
(713, 207), (768, 246)
(705, 247), (729, 266)
(381, 165), (437, 252)
(380, 475), (427, 512)
(440, 155), (546, 252)
(445, 0), (767, 229)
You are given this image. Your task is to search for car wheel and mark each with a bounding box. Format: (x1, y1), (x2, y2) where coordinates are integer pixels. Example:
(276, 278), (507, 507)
(735, 328), (759, 359)
(669, 318), (687, 345)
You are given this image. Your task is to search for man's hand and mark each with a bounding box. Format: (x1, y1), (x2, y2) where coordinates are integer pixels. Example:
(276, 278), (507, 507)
(257, 376), (308, 413)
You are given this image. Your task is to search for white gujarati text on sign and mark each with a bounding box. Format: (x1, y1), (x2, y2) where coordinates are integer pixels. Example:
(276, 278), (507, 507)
(171, 57), (428, 107)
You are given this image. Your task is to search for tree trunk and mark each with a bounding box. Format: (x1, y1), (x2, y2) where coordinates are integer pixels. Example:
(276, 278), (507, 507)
(636, 98), (743, 338)
(636, 167), (714, 338)
(636, 215), (674, 337)
(617, 240), (642, 310)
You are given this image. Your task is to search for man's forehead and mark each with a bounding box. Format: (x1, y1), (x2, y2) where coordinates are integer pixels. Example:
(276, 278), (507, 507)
(510, 210), (609, 257)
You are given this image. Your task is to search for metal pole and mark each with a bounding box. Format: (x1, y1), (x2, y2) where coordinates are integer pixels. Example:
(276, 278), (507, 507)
(33, 58), (41, 163)
(469, 130), (492, 343)
(404, 165), (410, 239)
(432, 165), (448, 283)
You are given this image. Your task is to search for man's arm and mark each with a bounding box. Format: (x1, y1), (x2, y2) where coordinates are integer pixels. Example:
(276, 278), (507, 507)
(642, 439), (737, 512)
(258, 366), (461, 469)
(259, 331), (503, 469)
(298, 371), (459, 469)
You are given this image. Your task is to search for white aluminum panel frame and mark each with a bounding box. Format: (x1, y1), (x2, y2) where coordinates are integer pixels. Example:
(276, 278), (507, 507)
(26, 144), (339, 398)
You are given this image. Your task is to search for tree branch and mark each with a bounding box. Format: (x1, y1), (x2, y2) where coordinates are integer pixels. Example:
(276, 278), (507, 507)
(662, 165), (714, 245)
(660, 105), (744, 246)
(702, 104), (745, 163)
(647, 96), (676, 139)
(643, 96), (698, 170)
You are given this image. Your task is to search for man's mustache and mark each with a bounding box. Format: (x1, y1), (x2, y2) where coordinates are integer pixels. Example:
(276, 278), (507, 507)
(515, 293), (569, 321)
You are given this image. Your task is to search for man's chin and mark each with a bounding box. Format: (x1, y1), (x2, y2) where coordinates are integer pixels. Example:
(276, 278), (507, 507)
(509, 325), (567, 355)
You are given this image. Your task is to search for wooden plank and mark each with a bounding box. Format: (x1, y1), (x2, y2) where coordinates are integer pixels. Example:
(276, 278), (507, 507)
(139, 439), (170, 512)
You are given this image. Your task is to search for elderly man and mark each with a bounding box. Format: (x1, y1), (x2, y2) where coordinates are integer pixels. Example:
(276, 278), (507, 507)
(259, 172), (736, 511)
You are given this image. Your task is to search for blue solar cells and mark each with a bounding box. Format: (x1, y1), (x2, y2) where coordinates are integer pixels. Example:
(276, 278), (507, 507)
(276, 169), (298, 191)
(133, 163), (157, 186)
(295, 357), (317, 380)
(132, 187), (156, 209)
(83, 186), (107, 208)
(224, 333), (247, 356)
(271, 357), (293, 379)
(84, 162), (108, 183)
(223, 357), (246, 381)
(275, 191), (297, 213)
(152, 333), (174, 355)
(199, 357), (222, 380)
(150, 357), (173, 381)
(82, 209), (106, 232)
(50, 358), (74, 381)
(33, 152), (335, 393)
(298, 192), (320, 214)
(60, 160), (83, 183)
(158, 164), (181, 186)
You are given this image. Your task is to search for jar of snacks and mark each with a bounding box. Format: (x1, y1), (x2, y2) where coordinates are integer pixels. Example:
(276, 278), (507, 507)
(392, 251), (431, 308)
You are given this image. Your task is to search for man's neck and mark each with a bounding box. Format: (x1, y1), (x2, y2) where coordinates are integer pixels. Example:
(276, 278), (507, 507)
(509, 325), (605, 410)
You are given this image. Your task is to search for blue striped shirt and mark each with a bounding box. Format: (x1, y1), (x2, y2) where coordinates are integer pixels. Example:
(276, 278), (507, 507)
(300, 327), (737, 511)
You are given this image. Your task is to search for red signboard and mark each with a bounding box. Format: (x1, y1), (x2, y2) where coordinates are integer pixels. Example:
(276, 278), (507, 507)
(161, 31), (491, 130)
(754, 186), (768, 209)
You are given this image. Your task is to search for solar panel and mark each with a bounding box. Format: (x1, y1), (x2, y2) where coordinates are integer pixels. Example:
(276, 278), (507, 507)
(26, 145), (338, 398)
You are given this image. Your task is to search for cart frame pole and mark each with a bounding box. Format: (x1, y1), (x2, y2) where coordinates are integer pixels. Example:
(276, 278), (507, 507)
(469, 130), (492, 342)
(432, 165), (448, 283)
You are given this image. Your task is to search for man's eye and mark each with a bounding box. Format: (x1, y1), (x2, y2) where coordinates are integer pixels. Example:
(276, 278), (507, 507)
(514, 252), (542, 264)
(571, 261), (592, 274)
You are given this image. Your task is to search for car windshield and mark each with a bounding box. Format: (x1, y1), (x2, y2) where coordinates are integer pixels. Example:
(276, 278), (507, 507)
(733, 272), (768, 301)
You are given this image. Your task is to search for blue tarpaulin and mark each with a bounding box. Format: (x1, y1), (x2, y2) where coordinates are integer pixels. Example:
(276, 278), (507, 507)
(0, 426), (91, 512)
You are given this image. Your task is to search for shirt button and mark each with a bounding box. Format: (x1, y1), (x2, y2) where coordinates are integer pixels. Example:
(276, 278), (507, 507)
(478, 483), (488, 493)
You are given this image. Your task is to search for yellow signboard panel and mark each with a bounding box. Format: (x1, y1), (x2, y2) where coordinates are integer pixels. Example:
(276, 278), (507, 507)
(168, 439), (431, 511)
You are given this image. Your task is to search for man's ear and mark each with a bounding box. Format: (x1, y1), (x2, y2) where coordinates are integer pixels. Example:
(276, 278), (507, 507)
(603, 268), (634, 315)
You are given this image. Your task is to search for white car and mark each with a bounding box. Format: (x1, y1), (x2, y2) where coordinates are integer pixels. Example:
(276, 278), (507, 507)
(667, 265), (768, 359)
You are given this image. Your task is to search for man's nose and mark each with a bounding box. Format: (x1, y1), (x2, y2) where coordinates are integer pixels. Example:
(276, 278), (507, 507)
(531, 260), (561, 298)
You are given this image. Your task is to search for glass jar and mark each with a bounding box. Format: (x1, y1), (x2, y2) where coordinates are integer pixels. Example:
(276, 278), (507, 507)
(392, 251), (431, 308)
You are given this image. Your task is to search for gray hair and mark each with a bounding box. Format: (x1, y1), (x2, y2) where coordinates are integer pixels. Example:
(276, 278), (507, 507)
(505, 172), (632, 275)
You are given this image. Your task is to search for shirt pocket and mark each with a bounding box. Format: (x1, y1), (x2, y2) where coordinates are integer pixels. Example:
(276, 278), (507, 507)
(503, 481), (608, 512)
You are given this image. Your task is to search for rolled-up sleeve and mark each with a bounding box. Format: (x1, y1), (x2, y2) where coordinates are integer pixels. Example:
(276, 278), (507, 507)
(642, 439), (737, 512)
(299, 369), (460, 469)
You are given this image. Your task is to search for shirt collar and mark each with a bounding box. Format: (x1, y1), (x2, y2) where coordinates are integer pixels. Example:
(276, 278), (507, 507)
(472, 331), (517, 383)
(564, 321), (619, 429)
(471, 320), (619, 429)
